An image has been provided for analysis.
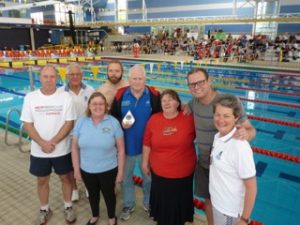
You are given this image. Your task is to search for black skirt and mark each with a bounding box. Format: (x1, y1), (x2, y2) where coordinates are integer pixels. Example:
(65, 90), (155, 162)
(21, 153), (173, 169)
(150, 171), (194, 225)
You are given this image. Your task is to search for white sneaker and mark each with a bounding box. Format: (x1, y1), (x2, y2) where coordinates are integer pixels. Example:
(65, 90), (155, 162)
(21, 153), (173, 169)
(143, 205), (150, 212)
(71, 189), (80, 202)
(120, 206), (135, 221)
(35, 208), (53, 225)
(64, 207), (76, 223)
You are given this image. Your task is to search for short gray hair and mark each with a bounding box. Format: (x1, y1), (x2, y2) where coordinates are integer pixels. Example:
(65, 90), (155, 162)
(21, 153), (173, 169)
(66, 63), (82, 75)
(41, 65), (58, 76)
(213, 94), (242, 118)
(128, 64), (146, 78)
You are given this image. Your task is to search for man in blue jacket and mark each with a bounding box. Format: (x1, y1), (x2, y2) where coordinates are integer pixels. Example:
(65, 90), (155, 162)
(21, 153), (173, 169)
(111, 64), (161, 221)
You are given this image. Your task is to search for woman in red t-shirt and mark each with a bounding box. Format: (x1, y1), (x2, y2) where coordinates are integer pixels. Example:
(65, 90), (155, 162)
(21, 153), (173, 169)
(142, 89), (196, 225)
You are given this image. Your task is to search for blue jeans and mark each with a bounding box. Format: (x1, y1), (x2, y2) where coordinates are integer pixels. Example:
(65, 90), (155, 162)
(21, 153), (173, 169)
(122, 154), (151, 208)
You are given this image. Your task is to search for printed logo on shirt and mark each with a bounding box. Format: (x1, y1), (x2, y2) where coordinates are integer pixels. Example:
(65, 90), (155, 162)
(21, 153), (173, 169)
(121, 100), (130, 107)
(211, 150), (223, 165)
(162, 126), (177, 136)
(216, 151), (223, 160)
(34, 105), (63, 115)
(102, 126), (112, 133)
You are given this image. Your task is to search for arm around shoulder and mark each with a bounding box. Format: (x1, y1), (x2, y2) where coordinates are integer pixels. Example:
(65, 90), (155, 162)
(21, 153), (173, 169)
(241, 119), (256, 141)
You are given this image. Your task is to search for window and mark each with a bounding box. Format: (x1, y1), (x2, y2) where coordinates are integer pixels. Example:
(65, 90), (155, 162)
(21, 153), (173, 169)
(117, 0), (127, 22)
(31, 12), (43, 24)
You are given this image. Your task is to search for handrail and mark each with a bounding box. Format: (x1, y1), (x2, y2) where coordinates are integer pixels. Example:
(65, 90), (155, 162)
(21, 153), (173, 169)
(28, 66), (35, 91)
(4, 108), (30, 153)
(5, 108), (21, 146)
(18, 123), (30, 153)
(76, 13), (300, 27)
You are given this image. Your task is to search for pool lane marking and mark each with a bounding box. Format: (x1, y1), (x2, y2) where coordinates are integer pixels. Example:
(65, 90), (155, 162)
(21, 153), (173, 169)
(279, 173), (300, 183)
(0, 87), (25, 96)
(251, 106), (297, 117)
(256, 161), (268, 177)
(238, 86), (300, 97)
(256, 128), (285, 139)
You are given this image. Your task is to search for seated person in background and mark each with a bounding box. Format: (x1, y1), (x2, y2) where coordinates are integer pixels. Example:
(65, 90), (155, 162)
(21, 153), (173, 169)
(210, 94), (257, 225)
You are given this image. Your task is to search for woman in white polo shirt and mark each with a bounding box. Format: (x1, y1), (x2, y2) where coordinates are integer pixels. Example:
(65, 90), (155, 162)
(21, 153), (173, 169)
(209, 94), (257, 225)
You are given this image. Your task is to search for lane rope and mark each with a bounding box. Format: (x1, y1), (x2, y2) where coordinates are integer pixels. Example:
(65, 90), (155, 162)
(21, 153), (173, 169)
(248, 115), (300, 128)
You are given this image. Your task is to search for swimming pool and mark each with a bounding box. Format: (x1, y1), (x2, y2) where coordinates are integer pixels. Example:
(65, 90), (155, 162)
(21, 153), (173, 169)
(1, 61), (300, 225)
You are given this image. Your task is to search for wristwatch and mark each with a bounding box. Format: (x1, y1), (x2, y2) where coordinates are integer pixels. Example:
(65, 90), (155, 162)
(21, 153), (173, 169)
(240, 216), (251, 224)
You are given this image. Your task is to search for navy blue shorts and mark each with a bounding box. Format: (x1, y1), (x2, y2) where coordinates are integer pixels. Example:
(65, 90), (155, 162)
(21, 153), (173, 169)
(30, 153), (73, 177)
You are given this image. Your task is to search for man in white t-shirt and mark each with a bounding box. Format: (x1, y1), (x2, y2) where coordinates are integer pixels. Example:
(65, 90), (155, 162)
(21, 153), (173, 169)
(21, 65), (77, 225)
(58, 63), (94, 201)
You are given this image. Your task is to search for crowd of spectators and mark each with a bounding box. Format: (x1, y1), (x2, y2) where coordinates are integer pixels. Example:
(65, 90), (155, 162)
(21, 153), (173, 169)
(1, 29), (299, 63)
(130, 29), (300, 63)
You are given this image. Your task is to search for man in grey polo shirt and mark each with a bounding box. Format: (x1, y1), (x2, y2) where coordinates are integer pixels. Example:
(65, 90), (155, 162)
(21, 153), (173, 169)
(186, 68), (256, 225)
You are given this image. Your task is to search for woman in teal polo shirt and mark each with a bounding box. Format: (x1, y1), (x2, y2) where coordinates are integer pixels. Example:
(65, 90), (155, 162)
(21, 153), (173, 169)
(72, 92), (125, 225)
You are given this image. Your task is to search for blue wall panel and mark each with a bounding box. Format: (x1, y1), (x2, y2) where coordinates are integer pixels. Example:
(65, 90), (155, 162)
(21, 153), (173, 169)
(147, 8), (253, 19)
(145, 0), (234, 8)
(124, 26), (151, 34)
(106, 3), (115, 10)
(51, 30), (64, 45)
(205, 24), (253, 34)
(98, 15), (115, 21)
(128, 0), (142, 9)
(278, 23), (300, 33)
(280, 5), (300, 14)
(128, 14), (143, 20)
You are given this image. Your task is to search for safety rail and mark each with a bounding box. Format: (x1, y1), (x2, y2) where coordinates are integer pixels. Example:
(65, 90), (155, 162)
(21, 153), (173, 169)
(77, 13), (300, 27)
(4, 108), (30, 153)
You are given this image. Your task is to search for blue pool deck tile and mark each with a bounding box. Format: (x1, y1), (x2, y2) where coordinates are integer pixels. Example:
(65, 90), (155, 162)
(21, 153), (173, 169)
(279, 173), (300, 183)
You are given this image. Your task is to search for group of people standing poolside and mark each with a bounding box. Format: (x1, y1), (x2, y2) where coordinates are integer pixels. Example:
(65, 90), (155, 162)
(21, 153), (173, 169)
(21, 60), (257, 225)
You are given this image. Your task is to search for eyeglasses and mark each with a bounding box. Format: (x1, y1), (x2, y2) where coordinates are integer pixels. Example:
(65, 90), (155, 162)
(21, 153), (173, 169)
(188, 79), (207, 89)
(91, 103), (105, 107)
(68, 73), (82, 77)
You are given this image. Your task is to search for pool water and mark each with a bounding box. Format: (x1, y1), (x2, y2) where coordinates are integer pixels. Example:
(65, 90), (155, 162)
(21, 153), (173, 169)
(0, 62), (299, 225)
